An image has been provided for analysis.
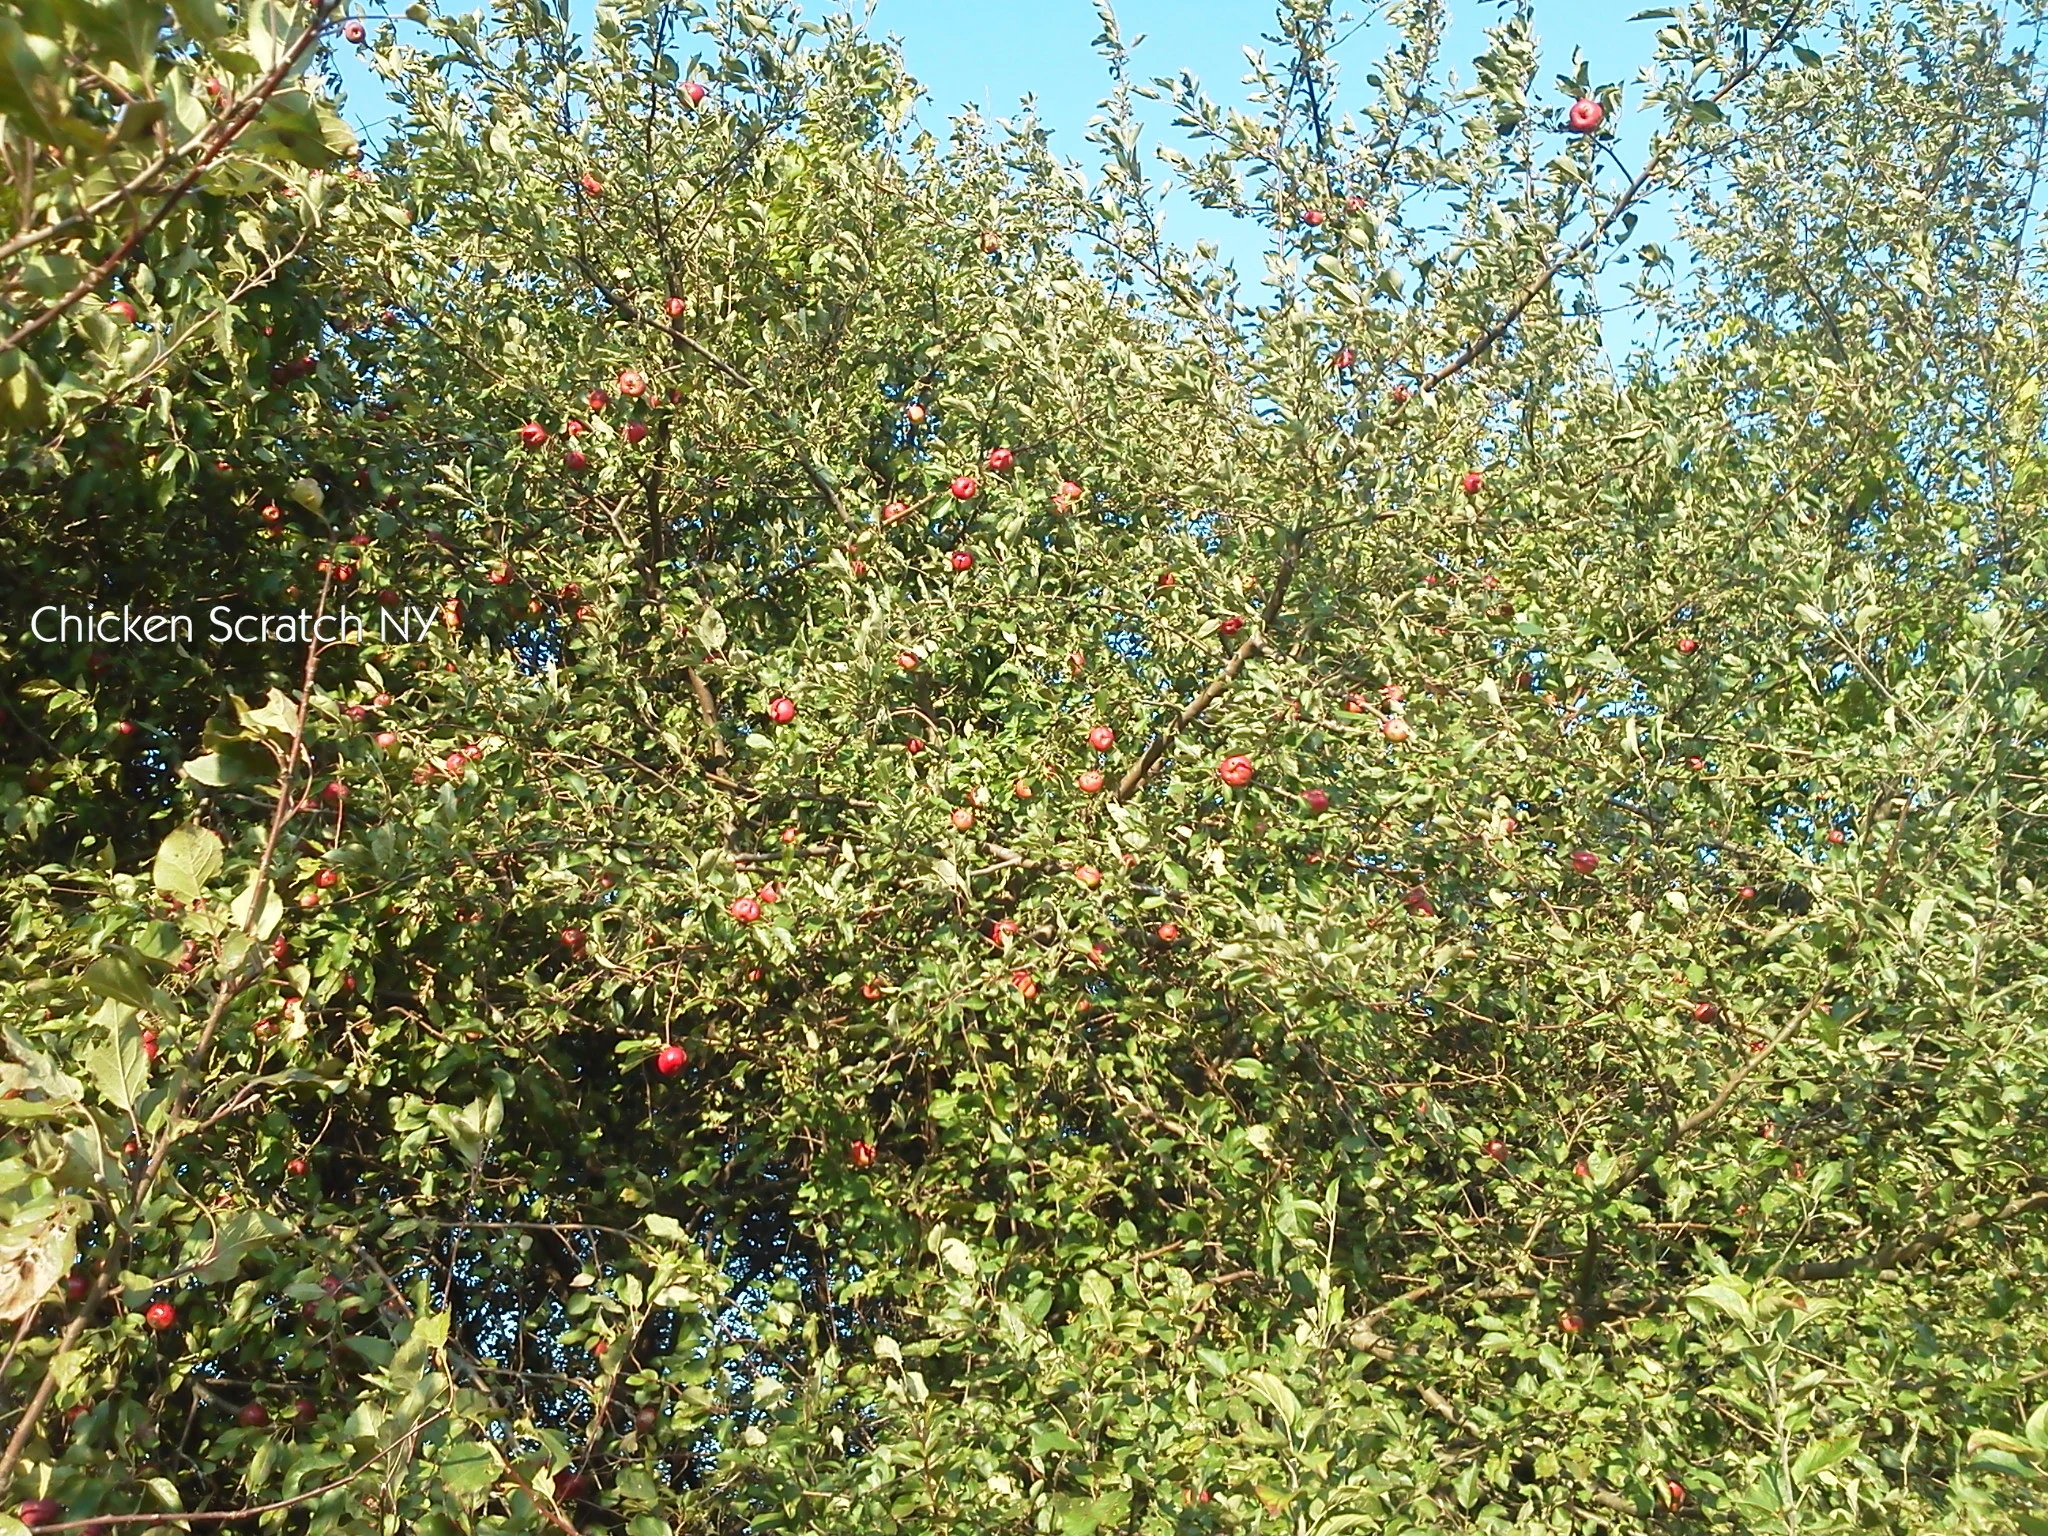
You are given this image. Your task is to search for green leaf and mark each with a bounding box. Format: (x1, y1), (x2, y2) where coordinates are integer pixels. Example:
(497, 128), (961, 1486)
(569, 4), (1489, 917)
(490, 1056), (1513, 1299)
(153, 824), (224, 901)
(83, 953), (157, 1009)
(78, 1000), (149, 1112)
(230, 875), (284, 941)
(1792, 1435), (1859, 1485)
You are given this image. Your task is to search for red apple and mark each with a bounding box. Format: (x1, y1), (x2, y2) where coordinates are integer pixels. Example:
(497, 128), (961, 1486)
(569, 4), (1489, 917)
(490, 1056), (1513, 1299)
(1053, 479), (1083, 509)
(565, 418), (589, 437)
(684, 81), (707, 106)
(1676, 636), (1699, 654)
(656, 1044), (689, 1076)
(63, 1273), (90, 1302)
(1301, 788), (1330, 814)
(881, 499), (909, 523)
(1569, 849), (1599, 874)
(1217, 754), (1255, 788)
(1380, 716), (1412, 743)
(1074, 865), (1102, 889)
(107, 299), (138, 324)
(904, 402), (927, 424)
(579, 172), (603, 197)
(904, 736), (925, 754)
(374, 730), (398, 750)
(1459, 470), (1484, 496)
(728, 896), (762, 923)
(1664, 1479), (1686, 1510)
(587, 389), (610, 413)
(896, 651), (920, 671)
(768, 696), (796, 724)
(560, 928), (586, 951)
(1560, 1311), (1584, 1334)
(635, 1403), (662, 1432)
(293, 1397), (318, 1425)
(1012, 778), (1032, 799)
(564, 448), (588, 471)
(989, 918), (1020, 946)
(1827, 827), (1846, 845)
(1568, 97), (1605, 133)
(985, 446), (1015, 472)
(950, 807), (976, 831)
(237, 1400), (269, 1428)
(314, 868), (338, 889)
(1483, 1138), (1508, 1161)
(849, 1138), (877, 1168)
(949, 474), (978, 501)
(616, 368), (647, 397)
(1737, 884), (1757, 902)
(949, 549), (974, 572)
(343, 19), (366, 41)
(1077, 769), (1106, 794)
(1300, 207), (1325, 226)
(286, 1157), (308, 1176)
(1692, 1001), (1720, 1024)
(1401, 885), (1435, 916)
(1087, 725), (1116, 752)
(145, 1300), (177, 1331)
(1573, 1157), (1591, 1178)
(518, 422), (549, 448)
(1155, 922), (1180, 944)
(1331, 346), (1356, 370)
(1219, 615), (1244, 636)
(618, 419), (646, 446)
(18, 1501), (63, 1530)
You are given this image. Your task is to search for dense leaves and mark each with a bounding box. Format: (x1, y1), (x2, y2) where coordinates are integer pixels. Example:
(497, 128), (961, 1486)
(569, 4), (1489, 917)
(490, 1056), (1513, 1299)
(5, 0), (2048, 1532)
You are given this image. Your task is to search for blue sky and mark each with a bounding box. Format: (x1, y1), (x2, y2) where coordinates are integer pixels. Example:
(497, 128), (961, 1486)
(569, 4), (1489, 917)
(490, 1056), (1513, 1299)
(332, 1), (1681, 345)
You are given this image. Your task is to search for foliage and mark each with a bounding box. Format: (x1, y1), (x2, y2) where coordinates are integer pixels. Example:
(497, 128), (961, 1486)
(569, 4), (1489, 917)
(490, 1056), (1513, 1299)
(4, 0), (2048, 1532)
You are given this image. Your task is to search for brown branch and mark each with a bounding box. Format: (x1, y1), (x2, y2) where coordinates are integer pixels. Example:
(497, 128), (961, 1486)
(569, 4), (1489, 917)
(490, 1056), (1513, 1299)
(1780, 1188), (2048, 1283)
(0, 0), (341, 356)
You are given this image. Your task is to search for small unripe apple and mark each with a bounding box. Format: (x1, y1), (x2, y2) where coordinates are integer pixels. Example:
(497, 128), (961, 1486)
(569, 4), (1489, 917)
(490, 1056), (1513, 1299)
(949, 549), (974, 571)
(949, 474), (978, 501)
(656, 1044), (689, 1076)
(145, 1300), (177, 1331)
(768, 696), (796, 724)
(1217, 754), (1255, 788)
(518, 422), (548, 448)
(1459, 470), (1484, 496)
(985, 446), (1014, 472)
(1077, 769), (1106, 794)
(1569, 849), (1599, 874)
(849, 1139), (876, 1168)
(1568, 97), (1605, 133)
(1301, 788), (1330, 814)
(1074, 865), (1102, 889)
(1087, 725), (1116, 752)
(950, 806), (976, 831)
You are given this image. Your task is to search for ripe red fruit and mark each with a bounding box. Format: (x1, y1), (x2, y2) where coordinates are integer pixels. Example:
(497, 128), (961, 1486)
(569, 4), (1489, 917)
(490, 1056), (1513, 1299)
(768, 696), (796, 724)
(1077, 769), (1106, 794)
(664, 296), (686, 318)
(107, 298), (138, 324)
(560, 927), (587, 951)
(1301, 788), (1330, 815)
(617, 368), (647, 397)
(579, 172), (603, 197)
(1692, 1001), (1721, 1024)
(286, 1156), (308, 1176)
(292, 1397), (317, 1425)
(896, 651), (920, 671)
(849, 1139), (877, 1168)
(1676, 636), (1699, 654)
(1483, 1138), (1509, 1161)
(1573, 1157), (1591, 1178)
(1827, 827), (1846, 845)
(729, 896), (762, 923)
(1737, 884), (1758, 902)
(904, 402), (927, 424)
(1380, 716), (1412, 744)
(849, 558), (868, 577)
(564, 448), (589, 471)
(1459, 470), (1484, 496)
(556, 1471), (592, 1502)
(634, 1403), (662, 1433)
(985, 447), (1015, 472)
(374, 730), (398, 750)
(1687, 755), (1706, 771)
(260, 501), (283, 524)
(313, 867), (339, 890)
(1568, 97), (1605, 133)
(342, 18), (366, 41)
(1664, 1479), (1686, 1510)
(1053, 479), (1083, 509)
(1218, 615), (1244, 636)
(949, 807), (976, 831)
(1155, 922), (1181, 944)
(1217, 754), (1255, 789)
(623, 420), (648, 445)
(949, 474), (978, 501)
(656, 1044), (689, 1076)
(949, 549), (974, 572)
(881, 499), (909, 523)
(1012, 778), (1032, 799)
(1156, 569), (1176, 588)
(518, 421), (548, 448)
(18, 1500), (63, 1530)
(1401, 885), (1435, 916)
(1569, 849), (1600, 875)
(1331, 347), (1356, 370)
(1299, 207), (1325, 226)
(63, 1273), (90, 1302)
(237, 1400), (270, 1428)
(1074, 865), (1102, 889)
(145, 1300), (177, 1331)
(1087, 725), (1116, 752)
(1560, 1311), (1584, 1334)
(587, 389), (610, 413)
(684, 81), (707, 106)
(904, 736), (925, 754)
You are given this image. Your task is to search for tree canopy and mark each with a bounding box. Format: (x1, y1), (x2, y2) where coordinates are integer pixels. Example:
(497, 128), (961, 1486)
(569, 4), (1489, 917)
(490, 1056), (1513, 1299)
(5, 1), (2048, 1532)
